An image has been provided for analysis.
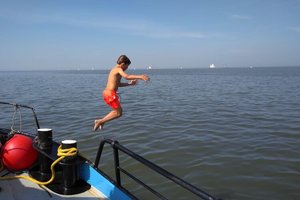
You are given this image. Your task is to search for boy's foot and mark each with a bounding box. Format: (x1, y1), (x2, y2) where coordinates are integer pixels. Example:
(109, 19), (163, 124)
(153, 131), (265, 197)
(94, 120), (104, 131)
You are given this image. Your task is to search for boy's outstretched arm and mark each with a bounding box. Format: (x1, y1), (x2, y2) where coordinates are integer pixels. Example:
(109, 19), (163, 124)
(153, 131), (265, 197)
(119, 80), (137, 87)
(126, 74), (149, 81)
(118, 68), (150, 81)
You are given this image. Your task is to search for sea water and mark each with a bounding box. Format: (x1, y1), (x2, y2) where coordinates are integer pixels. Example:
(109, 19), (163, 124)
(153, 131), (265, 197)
(1, 67), (300, 200)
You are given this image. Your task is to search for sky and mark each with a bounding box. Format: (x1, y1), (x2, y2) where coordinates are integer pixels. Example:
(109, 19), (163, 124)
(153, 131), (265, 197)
(0, 0), (300, 70)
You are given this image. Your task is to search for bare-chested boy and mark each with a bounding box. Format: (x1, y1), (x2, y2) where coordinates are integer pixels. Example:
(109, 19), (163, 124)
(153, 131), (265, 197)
(94, 55), (150, 131)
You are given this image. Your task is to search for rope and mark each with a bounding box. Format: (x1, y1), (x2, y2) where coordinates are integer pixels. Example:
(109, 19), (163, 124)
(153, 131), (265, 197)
(10, 104), (22, 134)
(0, 145), (77, 185)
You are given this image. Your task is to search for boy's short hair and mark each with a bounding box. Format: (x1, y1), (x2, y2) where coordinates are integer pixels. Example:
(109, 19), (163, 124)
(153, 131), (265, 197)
(117, 55), (131, 65)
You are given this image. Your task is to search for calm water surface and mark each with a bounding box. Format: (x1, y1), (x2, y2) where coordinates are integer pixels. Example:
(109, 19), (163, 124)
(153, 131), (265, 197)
(1, 67), (300, 200)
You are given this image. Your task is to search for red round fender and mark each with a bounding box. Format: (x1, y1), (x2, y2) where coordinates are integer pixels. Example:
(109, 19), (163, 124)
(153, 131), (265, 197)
(1, 134), (38, 171)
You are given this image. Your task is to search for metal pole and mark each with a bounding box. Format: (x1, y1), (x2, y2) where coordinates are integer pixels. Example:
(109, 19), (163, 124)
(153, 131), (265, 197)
(94, 139), (106, 167)
(112, 141), (121, 186)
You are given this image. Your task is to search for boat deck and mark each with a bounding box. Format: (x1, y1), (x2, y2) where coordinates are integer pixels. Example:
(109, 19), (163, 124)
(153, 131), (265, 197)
(0, 171), (108, 200)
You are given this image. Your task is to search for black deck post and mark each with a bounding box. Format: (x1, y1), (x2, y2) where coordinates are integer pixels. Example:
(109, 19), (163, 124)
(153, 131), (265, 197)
(112, 140), (121, 186)
(94, 139), (106, 167)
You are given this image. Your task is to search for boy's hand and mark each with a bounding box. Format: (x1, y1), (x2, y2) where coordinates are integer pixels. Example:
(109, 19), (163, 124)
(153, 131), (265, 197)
(129, 79), (137, 86)
(141, 74), (150, 81)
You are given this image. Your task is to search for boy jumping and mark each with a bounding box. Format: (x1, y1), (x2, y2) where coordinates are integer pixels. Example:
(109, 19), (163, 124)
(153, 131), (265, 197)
(94, 55), (150, 131)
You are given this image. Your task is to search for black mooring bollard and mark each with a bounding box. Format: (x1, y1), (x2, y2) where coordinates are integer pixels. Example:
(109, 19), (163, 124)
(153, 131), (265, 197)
(60, 140), (79, 193)
(37, 128), (53, 178)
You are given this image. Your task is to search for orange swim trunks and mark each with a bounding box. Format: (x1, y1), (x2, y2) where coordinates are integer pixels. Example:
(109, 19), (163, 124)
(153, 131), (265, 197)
(102, 90), (121, 109)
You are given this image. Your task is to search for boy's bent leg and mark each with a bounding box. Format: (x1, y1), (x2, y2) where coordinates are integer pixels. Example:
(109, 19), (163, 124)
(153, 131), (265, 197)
(94, 107), (122, 131)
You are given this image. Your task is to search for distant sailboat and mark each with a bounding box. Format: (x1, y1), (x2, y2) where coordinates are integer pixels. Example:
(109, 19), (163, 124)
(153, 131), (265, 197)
(147, 66), (152, 70)
(209, 64), (215, 68)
